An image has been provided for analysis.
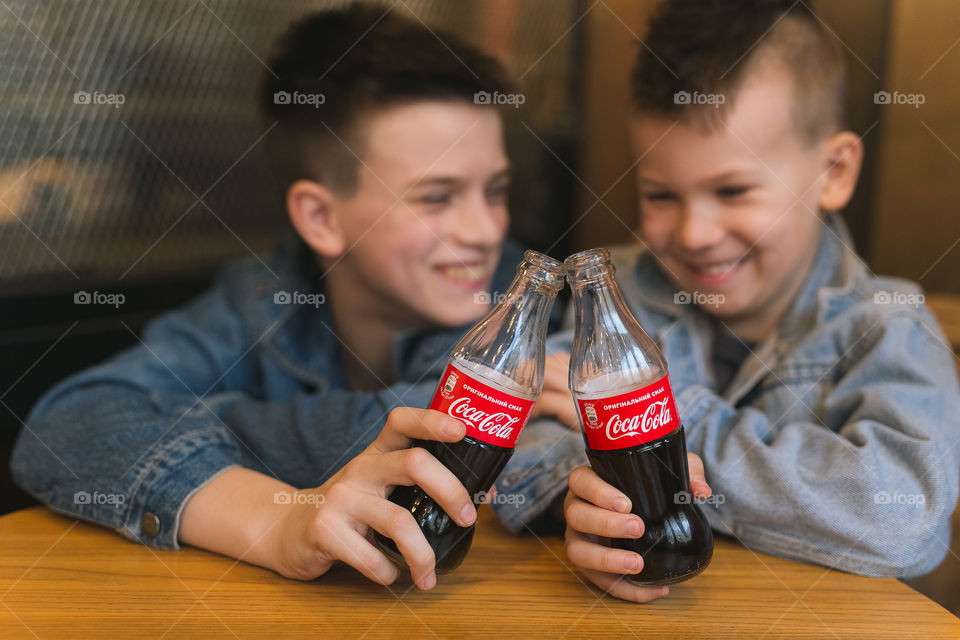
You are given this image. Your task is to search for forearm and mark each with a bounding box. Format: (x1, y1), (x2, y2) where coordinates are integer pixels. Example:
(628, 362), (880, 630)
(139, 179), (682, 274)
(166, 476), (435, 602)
(12, 386), (244, 549)
(208, 382), (437, 487)
(179, 467), (295, 572)
(677, 383), (955, 576)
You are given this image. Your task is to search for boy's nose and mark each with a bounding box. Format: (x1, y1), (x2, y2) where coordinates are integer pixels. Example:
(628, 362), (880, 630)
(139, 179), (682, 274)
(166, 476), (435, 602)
(451, 194), (505, 247)
(675, 209), (725, 251)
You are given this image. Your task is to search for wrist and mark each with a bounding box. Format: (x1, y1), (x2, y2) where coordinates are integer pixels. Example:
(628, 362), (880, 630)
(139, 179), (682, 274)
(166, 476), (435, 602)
(180, 467), (295, 572)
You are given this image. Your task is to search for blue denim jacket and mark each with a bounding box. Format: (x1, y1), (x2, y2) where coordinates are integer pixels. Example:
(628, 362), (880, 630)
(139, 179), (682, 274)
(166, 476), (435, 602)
(493, 213), (960, 578)
(11, 231), (527, 550)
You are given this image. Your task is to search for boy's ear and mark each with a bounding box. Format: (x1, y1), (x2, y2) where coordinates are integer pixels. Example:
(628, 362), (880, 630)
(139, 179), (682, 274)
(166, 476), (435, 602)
(286, 179), (347, 258)
(818, 131), (863, 211)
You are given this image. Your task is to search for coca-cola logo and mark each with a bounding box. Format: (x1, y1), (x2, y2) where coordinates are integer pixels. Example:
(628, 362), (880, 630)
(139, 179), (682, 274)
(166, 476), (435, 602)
(605, 399), (672, 440)
(447, 397), (519, 441)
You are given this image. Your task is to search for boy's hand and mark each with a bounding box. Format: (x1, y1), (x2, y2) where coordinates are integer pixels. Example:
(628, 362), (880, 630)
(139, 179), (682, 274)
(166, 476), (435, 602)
(266, 407), (477, 590)
(563, 453), (711, 603)
(530, 352), (578, 429)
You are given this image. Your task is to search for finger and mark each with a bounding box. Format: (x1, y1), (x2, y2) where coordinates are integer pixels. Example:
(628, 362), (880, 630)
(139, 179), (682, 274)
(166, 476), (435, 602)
(480, 485), (497, 504)
(348, 492), (437, 590)
(374, 447), (476, 527)
(315, 520), (400, 586)
(534, 391), (579, 429)
(565, 494), (644, 539)
(686, 453), (712, 499)
(542, 353), (571, 392)
(371, 407), (465, 453)
(568, 466), (632, 513)
(580, 567), (671, 603)
(564, 526), (643, 575)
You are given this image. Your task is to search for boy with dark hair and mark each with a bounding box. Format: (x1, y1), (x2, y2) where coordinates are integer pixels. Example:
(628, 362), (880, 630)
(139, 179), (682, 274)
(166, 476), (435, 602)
(497, 0), (960, 603)
(13, 4), (528, 592)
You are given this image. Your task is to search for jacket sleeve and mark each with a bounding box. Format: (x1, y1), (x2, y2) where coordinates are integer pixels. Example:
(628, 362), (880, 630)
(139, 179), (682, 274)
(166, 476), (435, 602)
(11, 279), (252, 550)
(10, 274), (436, 551)
(677, 308), (960, 578)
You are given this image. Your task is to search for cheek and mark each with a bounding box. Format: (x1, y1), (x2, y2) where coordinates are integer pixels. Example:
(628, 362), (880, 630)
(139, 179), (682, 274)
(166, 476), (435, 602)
(380, 216), (439, 257)
(747, 213), (816, 275)
(638, 209), (674, 250)
(493, 208), (509, 236)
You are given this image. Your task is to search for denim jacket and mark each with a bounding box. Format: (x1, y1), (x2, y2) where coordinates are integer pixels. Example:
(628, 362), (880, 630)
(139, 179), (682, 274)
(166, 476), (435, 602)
(11, 231), (526, 550)
(493, 213), (960, 578)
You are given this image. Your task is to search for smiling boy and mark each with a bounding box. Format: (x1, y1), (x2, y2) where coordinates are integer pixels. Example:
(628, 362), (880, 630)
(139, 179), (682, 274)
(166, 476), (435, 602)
(12, 5), (526, 592)
(496, 0), (960, 603)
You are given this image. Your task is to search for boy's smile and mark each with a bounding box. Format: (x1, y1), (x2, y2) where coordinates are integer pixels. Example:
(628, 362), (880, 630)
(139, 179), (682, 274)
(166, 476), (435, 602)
(629, 66), (845, 341)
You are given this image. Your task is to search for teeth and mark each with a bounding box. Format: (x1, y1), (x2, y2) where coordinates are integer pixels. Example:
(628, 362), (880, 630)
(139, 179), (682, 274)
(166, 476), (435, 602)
(696, 259), (740, 275)
(439, 265), (489, 281)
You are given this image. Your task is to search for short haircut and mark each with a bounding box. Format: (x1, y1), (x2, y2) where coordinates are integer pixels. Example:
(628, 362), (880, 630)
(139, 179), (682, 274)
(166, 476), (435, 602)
(261, 2), (516, 194)
(631, 0), (846, 142)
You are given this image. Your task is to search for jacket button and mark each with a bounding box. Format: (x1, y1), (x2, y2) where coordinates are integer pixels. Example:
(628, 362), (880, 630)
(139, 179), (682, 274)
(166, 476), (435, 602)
(141, 512), (160, 537)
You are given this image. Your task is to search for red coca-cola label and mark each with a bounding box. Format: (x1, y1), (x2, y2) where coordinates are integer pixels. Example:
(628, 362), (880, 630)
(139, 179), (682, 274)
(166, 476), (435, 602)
(429, 363), (535, 448)
(576, 375), (680, 450)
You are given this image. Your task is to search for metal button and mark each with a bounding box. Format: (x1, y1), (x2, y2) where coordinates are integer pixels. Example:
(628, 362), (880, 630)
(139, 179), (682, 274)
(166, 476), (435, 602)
(141, 512), (160, 537)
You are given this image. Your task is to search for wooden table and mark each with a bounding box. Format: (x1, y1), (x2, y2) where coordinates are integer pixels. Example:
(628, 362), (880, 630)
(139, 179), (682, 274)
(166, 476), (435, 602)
(0, 506), (956, 638)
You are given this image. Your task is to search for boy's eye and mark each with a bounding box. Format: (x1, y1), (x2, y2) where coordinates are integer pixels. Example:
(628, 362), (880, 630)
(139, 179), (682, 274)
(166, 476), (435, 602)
(716, 186), (750, 198)
(485, 183), (509, 202)
(419, 192), (451, 206)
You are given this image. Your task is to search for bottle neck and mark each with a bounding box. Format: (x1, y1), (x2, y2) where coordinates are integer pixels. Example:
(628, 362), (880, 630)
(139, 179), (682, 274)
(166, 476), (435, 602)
(453, 268), (558, 396)
(571, 274), (634, 339)
(568, 268), (666, 393)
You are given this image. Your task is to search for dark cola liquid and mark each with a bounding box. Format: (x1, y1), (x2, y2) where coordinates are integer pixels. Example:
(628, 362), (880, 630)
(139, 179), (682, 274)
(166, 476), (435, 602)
(587, 424), (713, 585)
(374, 435), (513, 574)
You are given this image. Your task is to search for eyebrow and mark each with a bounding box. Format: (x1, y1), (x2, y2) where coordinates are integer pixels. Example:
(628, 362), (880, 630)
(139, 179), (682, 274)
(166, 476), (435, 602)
(638, 169), (757, 188)
(704, 170), (758, 184)
(405, 168), (511, 191)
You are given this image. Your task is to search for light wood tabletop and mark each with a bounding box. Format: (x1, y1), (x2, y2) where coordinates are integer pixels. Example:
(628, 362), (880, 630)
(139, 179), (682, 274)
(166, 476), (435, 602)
(0, 505), (956, 638)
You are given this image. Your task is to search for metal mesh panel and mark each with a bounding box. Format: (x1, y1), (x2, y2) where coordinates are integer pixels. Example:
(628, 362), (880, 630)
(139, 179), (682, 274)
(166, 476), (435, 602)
(0, 0), (581, 289)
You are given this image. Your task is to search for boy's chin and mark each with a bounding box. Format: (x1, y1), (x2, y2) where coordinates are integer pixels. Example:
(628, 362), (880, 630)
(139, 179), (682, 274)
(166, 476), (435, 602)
(424, 302), (490, 329)
(693, 296), (750, 320)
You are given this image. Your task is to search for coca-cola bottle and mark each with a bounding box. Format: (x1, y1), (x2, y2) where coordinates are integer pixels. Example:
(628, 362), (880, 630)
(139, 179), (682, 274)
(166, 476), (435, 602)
(374, 250), (564, 574)
(565, 248), (713, 585)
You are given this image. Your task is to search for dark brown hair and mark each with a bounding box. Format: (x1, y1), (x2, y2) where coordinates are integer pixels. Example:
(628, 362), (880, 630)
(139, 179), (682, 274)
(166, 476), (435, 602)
(261, 3), (516, 194)
(632, 0), (846, 142)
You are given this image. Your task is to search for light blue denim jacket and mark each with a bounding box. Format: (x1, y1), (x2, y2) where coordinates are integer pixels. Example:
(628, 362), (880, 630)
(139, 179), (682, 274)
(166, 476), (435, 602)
(11, 232), (527, 550)
(493, 213), (960, 578)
